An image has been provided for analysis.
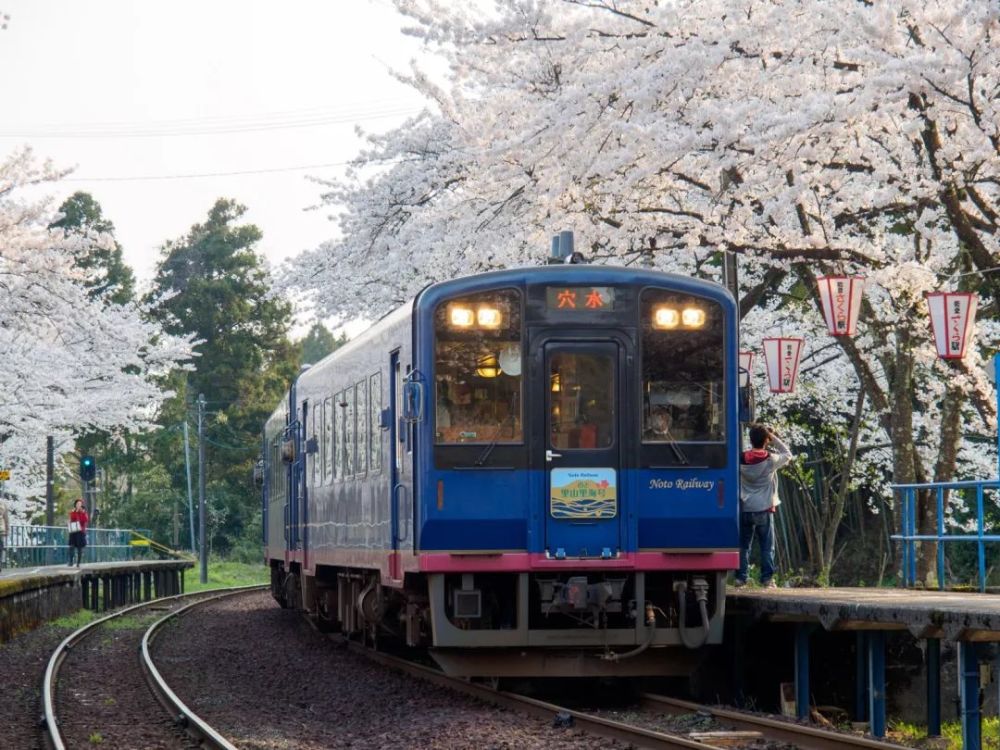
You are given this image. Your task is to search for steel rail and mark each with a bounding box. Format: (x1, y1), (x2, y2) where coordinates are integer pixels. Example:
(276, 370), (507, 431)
(344, 640), (723, 750)
(41, 584), (264, 750)
(640, 692), (913, 750)
(140, 585), (267, 750)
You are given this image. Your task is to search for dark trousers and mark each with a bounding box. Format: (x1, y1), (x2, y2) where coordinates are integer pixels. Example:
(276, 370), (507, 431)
(737, 510), (776, 583)
(69, 532), (86, 565)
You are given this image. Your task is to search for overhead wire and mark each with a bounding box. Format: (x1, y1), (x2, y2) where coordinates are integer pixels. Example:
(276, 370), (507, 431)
(64, 160), (354, 182)
(0, 103), (422, 139)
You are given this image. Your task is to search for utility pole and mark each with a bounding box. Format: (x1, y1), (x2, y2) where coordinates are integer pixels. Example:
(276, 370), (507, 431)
(83, 479), (91, 517)
(46, 436), (55, 564)
(183, 421), (196, 554)
(725, 249), (744, 456)
(996, 354), (1000, 481)
(198, 394), (207, 584)
(172, 495), (179, 547)
(46, 436), (54, 526)
(723, 249), (740, 304)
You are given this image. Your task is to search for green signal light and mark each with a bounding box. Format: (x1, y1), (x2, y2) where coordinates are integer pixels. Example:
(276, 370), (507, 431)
(80, 455), (97, 481)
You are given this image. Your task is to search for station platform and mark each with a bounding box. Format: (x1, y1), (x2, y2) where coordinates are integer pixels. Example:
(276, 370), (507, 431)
(0, 559), (194, 642)
(728, 586), (995, 745)
(728, 586), (1000, 641)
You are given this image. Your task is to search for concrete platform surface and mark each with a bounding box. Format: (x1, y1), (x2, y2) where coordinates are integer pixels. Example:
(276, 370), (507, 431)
(1, 558), (193, 582)
(0, 559), (195, 641)
(729, 586), (1000, 641)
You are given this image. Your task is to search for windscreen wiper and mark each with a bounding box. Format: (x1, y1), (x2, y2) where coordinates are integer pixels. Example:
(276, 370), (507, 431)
(474, 392), (518, 467)
(663, 427), (690, 465)
(474, 413), (513, 466)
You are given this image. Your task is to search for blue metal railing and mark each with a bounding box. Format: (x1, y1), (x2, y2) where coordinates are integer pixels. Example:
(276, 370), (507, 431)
(1, 525), (154, 568)
(892, 480), (1000, 592)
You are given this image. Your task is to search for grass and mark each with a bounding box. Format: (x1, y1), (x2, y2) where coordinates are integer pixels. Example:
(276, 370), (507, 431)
(891, 717), (1000, 749)
(49, 609), (98, 629)
(44, 559), (265, 632)
(183, 559), (268, 593)
(103, 613), (157, 630)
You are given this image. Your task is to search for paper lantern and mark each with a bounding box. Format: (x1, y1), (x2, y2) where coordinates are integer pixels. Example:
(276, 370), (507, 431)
(817, 276), (865, 336)
(738, 350), (754, 387)
(762, 338), (804, 394)
(926, 292), (977, 359)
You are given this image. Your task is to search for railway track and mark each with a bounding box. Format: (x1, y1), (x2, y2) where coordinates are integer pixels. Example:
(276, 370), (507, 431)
(343, 639), (715, 749)
(342, 636), (912, 750)
(42, 584), (265, 750)
(638, 693), (913, 750)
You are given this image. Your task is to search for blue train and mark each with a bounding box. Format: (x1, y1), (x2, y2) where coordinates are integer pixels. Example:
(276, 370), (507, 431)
(263, 257), (741, 677)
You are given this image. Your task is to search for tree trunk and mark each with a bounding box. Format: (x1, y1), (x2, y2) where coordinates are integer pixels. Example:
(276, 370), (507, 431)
(925, 372), (965, 585)
(821, 390), (866, 579)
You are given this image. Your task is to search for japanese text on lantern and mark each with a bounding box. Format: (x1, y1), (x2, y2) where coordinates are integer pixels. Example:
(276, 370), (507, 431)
(950, 299), (962, 353)
(782, 342), (794, 387)
(834, 282), (847, 331)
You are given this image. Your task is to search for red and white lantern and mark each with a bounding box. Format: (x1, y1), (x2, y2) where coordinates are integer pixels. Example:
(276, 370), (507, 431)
(817, 276), (865, 336)
(738, 350), (755, 387)
(926, 292), (977, 359)
(762, 337), (804, 394)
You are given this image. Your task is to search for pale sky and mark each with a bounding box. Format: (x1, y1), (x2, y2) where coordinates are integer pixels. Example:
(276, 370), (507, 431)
(0, 0), (428, 284)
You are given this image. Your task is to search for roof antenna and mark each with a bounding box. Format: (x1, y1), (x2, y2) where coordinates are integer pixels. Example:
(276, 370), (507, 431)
(548, 230), (586, 264)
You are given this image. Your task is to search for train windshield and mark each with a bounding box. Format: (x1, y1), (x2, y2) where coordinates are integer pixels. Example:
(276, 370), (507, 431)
(434, 288), (523, 444)
(640, 289), (724, 442)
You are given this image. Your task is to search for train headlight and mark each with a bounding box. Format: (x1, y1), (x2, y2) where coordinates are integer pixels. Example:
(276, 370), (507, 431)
(449, 306), (475, 327)
(653, 306), (679, 329)
(681, 307), (706, 327)
(476, 307), (502, 328)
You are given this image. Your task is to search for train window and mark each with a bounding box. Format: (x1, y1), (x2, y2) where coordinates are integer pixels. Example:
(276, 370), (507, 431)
(356, 380), (368, 476)
(369, 372), (382, 473)
(334, 390), (345, 479)
(640, 289), (724, 442)
(316, 401), (325, 484)
(323, 397), (334, 484)
(345, 388), (356, 476)
(434, 288), (522, 444)
(309, 407), (317, 488)
(549, 352), (614, 449)
(395, 361), (404, 471)
(309, 404), (317, 485)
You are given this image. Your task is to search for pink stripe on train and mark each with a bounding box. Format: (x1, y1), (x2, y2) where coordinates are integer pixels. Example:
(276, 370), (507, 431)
(418, 551), (738, 573)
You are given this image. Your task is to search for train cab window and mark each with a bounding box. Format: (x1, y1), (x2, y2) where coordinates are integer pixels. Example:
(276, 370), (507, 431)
(434, 289), (522, 444)
(549, 352), (614, 449)
(640, 289), (724, 443)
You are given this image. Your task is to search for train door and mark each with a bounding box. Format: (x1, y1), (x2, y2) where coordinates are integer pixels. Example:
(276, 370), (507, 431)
(388, 351), (402, 580)
(299, 399), (309, 569)
(543, 341), (622, 558)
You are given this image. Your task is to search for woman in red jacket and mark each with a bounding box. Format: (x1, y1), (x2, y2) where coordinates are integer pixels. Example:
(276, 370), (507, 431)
(68, 498), (89, 567)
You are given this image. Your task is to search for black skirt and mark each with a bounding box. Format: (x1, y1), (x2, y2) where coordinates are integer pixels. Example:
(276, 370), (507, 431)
(69, 531), (87, 549)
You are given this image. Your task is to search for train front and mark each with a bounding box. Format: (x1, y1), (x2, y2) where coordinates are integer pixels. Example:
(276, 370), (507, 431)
(413, 266), (740, 677)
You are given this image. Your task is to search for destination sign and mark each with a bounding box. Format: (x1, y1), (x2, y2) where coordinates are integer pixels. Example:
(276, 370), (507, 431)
(545, 286), (615, 311)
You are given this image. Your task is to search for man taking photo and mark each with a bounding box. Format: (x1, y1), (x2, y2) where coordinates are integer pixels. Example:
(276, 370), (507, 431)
(736, 424), (792, 588)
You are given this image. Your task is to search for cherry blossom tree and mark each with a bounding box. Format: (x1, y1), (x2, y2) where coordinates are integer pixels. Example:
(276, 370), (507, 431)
(0, 147), (194, 511)
(286, 0), (999, 581)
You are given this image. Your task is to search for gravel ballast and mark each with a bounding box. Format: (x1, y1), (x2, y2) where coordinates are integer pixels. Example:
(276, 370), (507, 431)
(153, 590), (622, 749)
